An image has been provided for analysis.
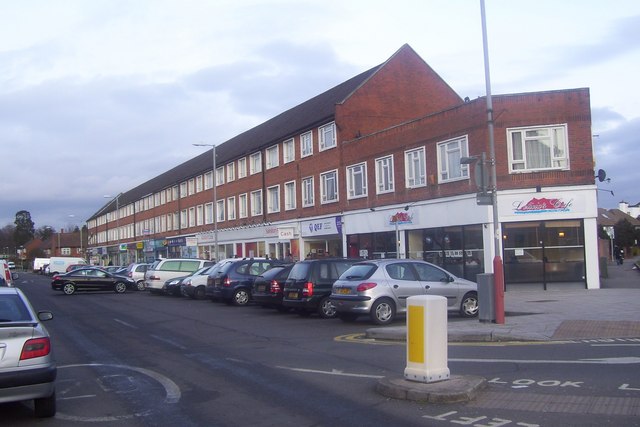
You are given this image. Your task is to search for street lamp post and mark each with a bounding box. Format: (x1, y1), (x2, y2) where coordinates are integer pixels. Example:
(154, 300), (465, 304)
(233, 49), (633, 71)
(193, 143), (218, 260)
(104, 194), (121, 264)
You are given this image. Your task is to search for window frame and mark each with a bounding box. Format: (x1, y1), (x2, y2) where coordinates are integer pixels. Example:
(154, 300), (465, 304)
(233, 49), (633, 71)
(250, 189), (263, 216)
(227, 196), (236, 220)
(375, 155), (394, 194)
(226, 162), (235, 182)
(507, 124), (569, 173)
(302, 176), (314, 207)
(266, 145), (279, 169)
(405, 146), (427, 188)
(237, 157), (247, 178)
(320, 169), (338, 204)
(238, 193), (248, 219)
(267, 185), (280, 213)
(300, 131), (313, 158)
(437, 136), (469, 183)
(250, 152), (262, 175)
(318, 122), (336, 151)
(283, 138), (295, 163)
(346, 162), (368, 199)
(284, 181), (296, 210)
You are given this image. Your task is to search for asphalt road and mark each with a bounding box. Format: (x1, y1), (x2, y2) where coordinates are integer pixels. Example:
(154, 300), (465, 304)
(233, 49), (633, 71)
(4, 272), (640, 426)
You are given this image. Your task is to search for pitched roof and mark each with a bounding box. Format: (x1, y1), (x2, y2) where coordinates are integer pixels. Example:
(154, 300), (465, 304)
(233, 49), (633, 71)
(597, 208), (640, 227)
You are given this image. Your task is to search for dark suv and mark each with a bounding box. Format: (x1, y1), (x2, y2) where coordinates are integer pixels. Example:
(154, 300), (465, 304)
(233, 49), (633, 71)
(251, 264), (294, 311)
(206, 258), (282, 306)
(282, 258), (360, 318)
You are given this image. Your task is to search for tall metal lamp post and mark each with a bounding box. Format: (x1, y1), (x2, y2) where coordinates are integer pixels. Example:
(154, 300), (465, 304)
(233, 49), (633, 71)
(104, 194), (121, 264)
(193, 143), (218, 260)
(68, 214), (83, 258)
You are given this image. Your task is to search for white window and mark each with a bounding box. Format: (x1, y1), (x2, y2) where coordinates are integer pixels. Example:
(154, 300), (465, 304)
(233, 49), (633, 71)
(507, 124), (568, 172)
(173, 212), (179, 229)
(180, 209), (187, 228)
(283, 139), (295, 163)
(166, 213), (173, 231)
(437, 136), (469, 182)
(320, 170), (338, 204)
(302, 177), (314, 207)
(160, 190), (166, 205)
(61, 247), (71, 256)
(180, 182), (187, 198)
(154, 193), (161, 207)
(205, 203), (213, 224)
(375, 155), (394, 194)
(238, 157), (247, 178)
(284, 181), (296, 210)
(172, 186), (179, 200)
(204, 172), (213, 190)
(188, 207), (195, 227)
(319, 122), (336, 151)
(251, 190), (263, 216)
(227, 197), (236, 220)
(188, 179), (195, 196)
(196, 205), (203, 226)
(405, 147), (427, 188)
(216, 200), (225, 222)
(250, 152), (262, 175)
(196, 175), (203, 192)
(346, 162), (367, 199)
(227, 162), (235, 182)
(216, 166), (224, 185)
(300, 131), (313, 157)
(266, 145), (279, 169)
(267, 185), (280, 213)
(239, 193), (248, 218)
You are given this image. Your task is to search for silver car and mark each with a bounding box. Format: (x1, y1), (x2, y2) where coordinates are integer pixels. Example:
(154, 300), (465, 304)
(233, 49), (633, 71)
(331, 259), (478, 325)
(0, 287), (56, 417)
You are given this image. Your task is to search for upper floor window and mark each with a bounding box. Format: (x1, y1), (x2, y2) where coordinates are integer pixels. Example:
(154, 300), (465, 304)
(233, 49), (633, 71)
(188, 179), (195, 196)
(204, 172), (213, 190)
(283, 139), (295, 163)
(507, 124), (568, 172)
(319, 122), (336, 151)
(172, 185), (179, 200)
(238, 194), (248, 218)
(205, 203), (213, 224)
(238, 157), (247, 178)
(196, 176), (203, 192)
(227, 197), (236, 220)
(216, 200), (225, 222)
(250, 152), (262, 175)
(301, 131), (313, 157)
(347, 162), (367, 199)
(216, 166), (224, 186)
(320, 170), (338, 204)
(266, 145), (279, 169)
(180, 182), (187, 198)
(196, 205), (203, 226)
(267, 185), (280, 213)
(284, 181), (296, 210)
(227, 162), (235, 182)
(375, 155), (394, 194)
(251, 189), (263, 216)
(302, 176), (314, 207)
(405, 147), (426, 188)
(437, 136), (469, 183)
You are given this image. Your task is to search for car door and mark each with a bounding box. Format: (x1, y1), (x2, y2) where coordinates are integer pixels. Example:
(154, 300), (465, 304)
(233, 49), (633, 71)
(92, 269), (113, 291)
(412, 262), (459, 308)
(71, 269), (93, 289)
(383, 262), (428, 311)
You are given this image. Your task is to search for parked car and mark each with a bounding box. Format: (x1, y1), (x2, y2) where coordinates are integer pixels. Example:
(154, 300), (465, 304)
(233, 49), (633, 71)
(251, 264), (294, 311)
(206, 258), (282, 306)
(7, 261), (15, 269)
(282, 258), (361, 318)
(126, 263), (150, 291)
(330, 259), (479, 325)
(66, 263), (88, 272)
(181, 264), (219, 300)
(145, 259), (215, 294)
(164, 266), (211, 296)
(51, 267), (136, 295)
(1, 259), (17, 286)
(0, 287), (56, 417)
(47, 257), (87, 276)
(103, 265), (126, 274)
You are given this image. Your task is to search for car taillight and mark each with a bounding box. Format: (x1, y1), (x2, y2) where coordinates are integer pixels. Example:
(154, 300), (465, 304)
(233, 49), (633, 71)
(270, 280), (281, 294)
(223, 277), (231, 287)
(52, 275), (60, 281)
(302, 282), (313, 297)
(4, 269), (10, 282)
(21, 337), (51, 360)
(356, 282), (377, 292)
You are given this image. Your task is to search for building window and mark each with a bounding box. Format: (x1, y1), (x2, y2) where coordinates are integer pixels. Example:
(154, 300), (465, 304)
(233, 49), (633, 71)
(180, 182), (187, 198)
(216, 166), (224, 185)
(266, 145), (279, 169)
(507, 124), (568, 172)
(319, 122), (336, 151)
(320, 170), (338, 204)
(405, 147), (427, 188)
(375, 155), (394, 194)
(227, 162), (235, 182)
(196, 205), (203, 226)
(61, 247), (71, 256)
(216, 200), (225, 222)
(205, 203), (213, 224)
(180, 209), (187, 228)
(437, 136), (469, 182)
(267, 185), (280, 213)
(283, 138), (295, 163)
(188, 207), (195, 227)
(251, 190), (263, 216)
(302, 176), (314, 207)
(227, 197), (236, 220)
(347, 162), (367, 199)
(196, 175), (203, 192)
(188, 179), (195, 196)
(250, 152), (262, 175)
(172, 186), (179, 200)
(204, 172), (213, 190)
(238, 157), (247, 178)
(239, 193), (248, 218)
(301, 131), (313, 157)
(284, 181), (296, 210)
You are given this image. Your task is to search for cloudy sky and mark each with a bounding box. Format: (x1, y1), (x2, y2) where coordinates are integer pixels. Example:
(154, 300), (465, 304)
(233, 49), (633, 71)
(1, 0), (638, 231)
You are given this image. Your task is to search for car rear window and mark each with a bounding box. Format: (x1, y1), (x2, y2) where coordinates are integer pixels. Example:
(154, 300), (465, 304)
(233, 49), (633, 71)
(288, 262), (311, 280)
(339, 264), (376, 280)
(0, 295), (32, 322)
(179, 261), (202, 272)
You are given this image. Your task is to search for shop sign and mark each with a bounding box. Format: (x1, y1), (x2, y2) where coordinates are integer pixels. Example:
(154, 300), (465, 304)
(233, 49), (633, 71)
(388, 211), (413, 226)
(512, 197), (573, 215)
(186, 237), (197, 247)
(301, 216), (342, 237)
(119, 243), (128, 251)
(166, 237), (186, 247)
(278, 227), (295, 239)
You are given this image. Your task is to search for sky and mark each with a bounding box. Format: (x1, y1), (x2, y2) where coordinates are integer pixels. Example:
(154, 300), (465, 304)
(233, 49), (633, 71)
(1, 0), (638, 231)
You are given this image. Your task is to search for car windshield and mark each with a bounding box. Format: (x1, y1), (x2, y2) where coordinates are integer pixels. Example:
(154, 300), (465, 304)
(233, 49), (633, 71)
(0, 294), (32, 322)
(339, 264), (376, 280)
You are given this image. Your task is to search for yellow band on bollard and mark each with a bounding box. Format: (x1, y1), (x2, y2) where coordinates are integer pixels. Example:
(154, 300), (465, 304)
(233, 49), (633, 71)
(407, 305), (424, 363)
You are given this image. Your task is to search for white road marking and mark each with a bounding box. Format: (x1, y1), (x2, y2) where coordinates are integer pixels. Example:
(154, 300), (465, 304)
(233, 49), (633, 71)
(276, 365), (385, 379)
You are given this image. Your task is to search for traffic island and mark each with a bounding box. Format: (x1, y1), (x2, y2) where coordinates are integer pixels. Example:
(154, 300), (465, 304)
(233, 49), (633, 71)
(376, 374), (486, 403)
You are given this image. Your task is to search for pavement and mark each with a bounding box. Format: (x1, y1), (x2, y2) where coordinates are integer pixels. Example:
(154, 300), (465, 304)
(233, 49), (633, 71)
(369, 256), (640, 402)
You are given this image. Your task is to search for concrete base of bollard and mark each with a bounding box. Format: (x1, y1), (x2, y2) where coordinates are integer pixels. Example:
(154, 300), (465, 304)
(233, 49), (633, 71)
(376, 374), (486, 403)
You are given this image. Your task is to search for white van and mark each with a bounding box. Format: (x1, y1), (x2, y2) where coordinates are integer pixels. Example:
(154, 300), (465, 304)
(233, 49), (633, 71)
(47, 257), (87, 276)
(33, 258), (50, 273)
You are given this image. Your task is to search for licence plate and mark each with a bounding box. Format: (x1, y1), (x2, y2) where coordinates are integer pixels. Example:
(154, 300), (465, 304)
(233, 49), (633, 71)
(288, 292), (298, 299)
(337, 288), (350, 295)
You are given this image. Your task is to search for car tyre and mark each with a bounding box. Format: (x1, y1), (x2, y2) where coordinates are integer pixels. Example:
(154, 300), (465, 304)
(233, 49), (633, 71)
(338, 312), (359, 323)
(62, 283), (76, 295)
(136, 281), (145, 291)
(370, 298), (395, 325)
(317, 296), (337, 319)
(114, 282), (127, 293)
(194, 286), (206, 300)
(460, 292), (479, 318)
(232, 288), (250, 306)
(34, 391), (56, 418)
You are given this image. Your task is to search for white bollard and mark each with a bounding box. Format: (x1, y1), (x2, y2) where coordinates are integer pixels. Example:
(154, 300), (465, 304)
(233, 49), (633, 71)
(404, 295), (450, 383)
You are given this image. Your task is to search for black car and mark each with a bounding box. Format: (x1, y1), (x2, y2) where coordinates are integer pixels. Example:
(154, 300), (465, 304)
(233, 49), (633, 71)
(282, 258), (360, 318)
(51, 267), (136, 295)
(206, 258), (283, 306)
(251, 264), (294, 311)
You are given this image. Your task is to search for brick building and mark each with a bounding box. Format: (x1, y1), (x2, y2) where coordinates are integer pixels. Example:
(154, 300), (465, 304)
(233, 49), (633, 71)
(86, 44), (600, 289)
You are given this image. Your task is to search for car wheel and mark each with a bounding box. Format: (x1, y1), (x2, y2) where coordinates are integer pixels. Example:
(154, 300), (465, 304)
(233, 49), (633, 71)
(194, 286), (206, 300)
(232, 288), (250, 306)
(62, 283), (76, 295)
(136, 281), (145, 291)
(460, 292), (479, 317)
(317, 296), (337, 319)
(34, 390), (56, 418)
(370, 298), (395, 325)
(338, 312), (359, 323)
(114, 282), (127, 293)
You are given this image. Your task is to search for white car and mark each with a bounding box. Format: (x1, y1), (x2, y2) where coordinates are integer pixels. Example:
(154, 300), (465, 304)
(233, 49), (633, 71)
(144, 259), (215, 294)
